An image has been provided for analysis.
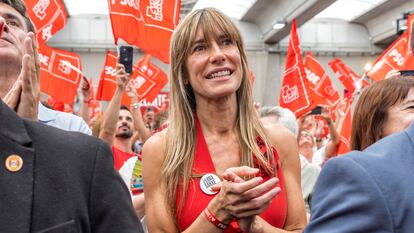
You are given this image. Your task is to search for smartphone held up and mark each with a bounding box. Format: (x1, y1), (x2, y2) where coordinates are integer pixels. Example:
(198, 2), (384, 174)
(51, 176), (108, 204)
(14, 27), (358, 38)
(119, 45), (133, 75)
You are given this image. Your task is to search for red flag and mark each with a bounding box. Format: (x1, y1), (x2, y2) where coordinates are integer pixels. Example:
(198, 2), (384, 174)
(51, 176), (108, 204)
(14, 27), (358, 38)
(134, 54), (168, 102)
(96, 52), (168, 106)
(38, 44), (82, 105)
(404, 14), (414, 70)
(336, 100), (352, 155)
(108, 0), (181, 63)
(366, 33), (412, 81)
(304, 51), (340, 107)
(279, 19), (311, 117)
(329, 58), (363, 96)
(25, 0), (68, 44)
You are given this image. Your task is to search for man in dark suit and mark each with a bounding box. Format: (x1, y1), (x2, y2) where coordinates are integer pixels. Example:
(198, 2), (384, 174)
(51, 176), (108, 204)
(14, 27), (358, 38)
(305, 123), (414, 232)
(0, 99), (143, 233)
(0, 0), (143, 232)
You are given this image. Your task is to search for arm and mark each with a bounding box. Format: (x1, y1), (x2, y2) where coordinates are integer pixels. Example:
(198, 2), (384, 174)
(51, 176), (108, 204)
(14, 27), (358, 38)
(321, 107), (339, 159)
(225, 126), (307, 233)
(89, 141), (143, 233)
(304, 155), (393, 232)
(98, 64), (129, 145)
(126, 85), (152, 143)
(78, 78), (91, 124)
(265, 126), (307, 232)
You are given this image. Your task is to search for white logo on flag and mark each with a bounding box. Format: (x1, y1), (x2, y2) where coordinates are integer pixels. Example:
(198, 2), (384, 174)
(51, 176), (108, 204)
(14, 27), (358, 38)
(130, 76), (146, 89)
(42, 24), (53, 41)
(33, 0), (50, 20)
(282, 85), (299, 103)
(58, 60), (72, 75)
(146, 0), (163, 21)
(324, 85), (335, 96)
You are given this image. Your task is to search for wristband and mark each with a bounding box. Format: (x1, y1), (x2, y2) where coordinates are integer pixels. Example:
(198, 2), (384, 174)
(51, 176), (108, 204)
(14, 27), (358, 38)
(131, 103), (140, 109)
(203, 208), (228, 230)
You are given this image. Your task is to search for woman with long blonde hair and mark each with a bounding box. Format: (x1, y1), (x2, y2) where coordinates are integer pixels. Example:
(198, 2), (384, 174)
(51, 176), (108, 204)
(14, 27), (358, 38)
(142, 8), (306, 233)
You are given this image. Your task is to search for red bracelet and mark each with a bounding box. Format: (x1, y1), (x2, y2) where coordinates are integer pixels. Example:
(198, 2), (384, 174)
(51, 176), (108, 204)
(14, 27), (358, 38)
(203, 208), (229, 230)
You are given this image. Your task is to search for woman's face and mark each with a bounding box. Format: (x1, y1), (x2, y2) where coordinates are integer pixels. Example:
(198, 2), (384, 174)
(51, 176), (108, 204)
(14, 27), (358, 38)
(184, 28), (242, 99)
(383, 87), (414, 137)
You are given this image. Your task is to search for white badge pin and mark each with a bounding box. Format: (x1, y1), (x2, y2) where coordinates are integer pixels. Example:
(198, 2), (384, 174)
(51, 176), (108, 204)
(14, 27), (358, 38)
(200, 173), (221, 195)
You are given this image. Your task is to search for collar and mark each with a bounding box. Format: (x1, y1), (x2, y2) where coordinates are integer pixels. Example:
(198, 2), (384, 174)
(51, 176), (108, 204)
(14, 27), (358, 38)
(38, 102), (58, 123)
(0, 100), (32, 146)
(405, 122), (414, 145)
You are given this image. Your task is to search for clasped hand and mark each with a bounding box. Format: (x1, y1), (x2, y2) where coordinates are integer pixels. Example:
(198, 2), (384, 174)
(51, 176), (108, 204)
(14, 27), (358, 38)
(209, 166), (281, 232)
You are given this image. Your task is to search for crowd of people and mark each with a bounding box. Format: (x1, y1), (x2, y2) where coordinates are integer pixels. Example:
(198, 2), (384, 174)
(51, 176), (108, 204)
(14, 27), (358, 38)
(1, 1), (414, 232)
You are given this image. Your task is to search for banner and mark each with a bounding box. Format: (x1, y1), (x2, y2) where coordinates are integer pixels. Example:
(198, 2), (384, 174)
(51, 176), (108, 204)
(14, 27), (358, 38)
(366, 33), (412, 81)
(108, 0), (181, 63)
(329, 58), (362, 96)
(25, 0), (68, 44)
(38, 44), (82, 105)
(96, 52), (168, 106)
(279, 19), (311, 117)
(336, 101), (352, 156)
(404, 14), (414, 70)
(133, 54), (168, 103)
(304, 51), (340, 107)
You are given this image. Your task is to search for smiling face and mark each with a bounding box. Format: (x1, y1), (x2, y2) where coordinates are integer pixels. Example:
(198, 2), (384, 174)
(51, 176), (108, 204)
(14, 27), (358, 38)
(184, 28), (242, 99)
(0, 3), (28, 66)
(382, 87), (414, 137)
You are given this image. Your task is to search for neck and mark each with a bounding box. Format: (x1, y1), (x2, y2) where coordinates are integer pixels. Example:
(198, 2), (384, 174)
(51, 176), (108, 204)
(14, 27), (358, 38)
(113, 138), (133, 154)
(0, 63), (20, 98)
(195, 94), (238, 135)
(299, 145), (313, 162)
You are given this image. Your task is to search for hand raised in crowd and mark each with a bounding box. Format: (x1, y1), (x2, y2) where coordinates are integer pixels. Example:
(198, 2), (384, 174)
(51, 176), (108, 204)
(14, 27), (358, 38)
(335, 99), (348, 120)
(210, 166), (280, 232)
(4, 32), (39, 120)
(81, 76), (91, 102)
(115, 63), (130, 91)
(125, 82), (138, 100)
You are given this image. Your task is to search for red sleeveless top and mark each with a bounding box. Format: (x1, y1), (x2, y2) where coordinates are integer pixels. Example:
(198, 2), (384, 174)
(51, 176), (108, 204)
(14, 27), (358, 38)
(176, 118), (287, 232)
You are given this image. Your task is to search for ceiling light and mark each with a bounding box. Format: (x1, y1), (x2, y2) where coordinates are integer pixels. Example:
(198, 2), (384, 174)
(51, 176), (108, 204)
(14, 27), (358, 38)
(273, 21), (286, 30)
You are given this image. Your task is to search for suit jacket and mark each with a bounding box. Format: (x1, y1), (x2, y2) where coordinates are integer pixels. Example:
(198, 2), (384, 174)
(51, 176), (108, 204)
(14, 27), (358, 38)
(0, 101), (143, 233)
(305, 123), (414, 233)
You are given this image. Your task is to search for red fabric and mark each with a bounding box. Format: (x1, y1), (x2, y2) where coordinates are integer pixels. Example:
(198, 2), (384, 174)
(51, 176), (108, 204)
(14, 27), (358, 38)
(96, 52), (168, 106)
(177, 118), (287, 232)
(25, 0), (68, 44)
(366, 33), (412, 81)
(108, 0), (180, 63)
(133, 54), (168, 103)
(304, 51), (340, 107)
(111, 146), (136, 171)
(404, 14), (414, 70)
(96, 51), (131, 104)
(336, 101), (352, 155)
(328, 58), (360, 94)
(279, 19), (312, 118)
(38, 44), (82, 105)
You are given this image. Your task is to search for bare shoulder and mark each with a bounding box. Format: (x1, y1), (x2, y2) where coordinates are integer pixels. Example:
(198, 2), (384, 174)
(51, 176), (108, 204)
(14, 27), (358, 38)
(142, 130), (167, 166)
(263, 123), (298, 164)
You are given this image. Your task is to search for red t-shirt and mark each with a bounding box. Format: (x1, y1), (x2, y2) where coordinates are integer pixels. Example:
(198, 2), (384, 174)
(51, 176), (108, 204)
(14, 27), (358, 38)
(111, 146), (136, 171)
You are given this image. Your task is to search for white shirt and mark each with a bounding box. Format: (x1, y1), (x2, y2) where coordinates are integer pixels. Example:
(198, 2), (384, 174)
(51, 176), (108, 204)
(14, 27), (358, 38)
(38, 103), (91, 135)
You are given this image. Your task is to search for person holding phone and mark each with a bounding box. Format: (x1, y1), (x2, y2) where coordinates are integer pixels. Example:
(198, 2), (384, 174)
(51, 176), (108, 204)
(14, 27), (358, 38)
(142, 8), (306, 233)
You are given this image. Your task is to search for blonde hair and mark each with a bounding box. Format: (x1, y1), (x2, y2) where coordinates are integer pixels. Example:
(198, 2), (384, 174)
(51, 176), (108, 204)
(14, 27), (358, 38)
(163, 7), (275, 224)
